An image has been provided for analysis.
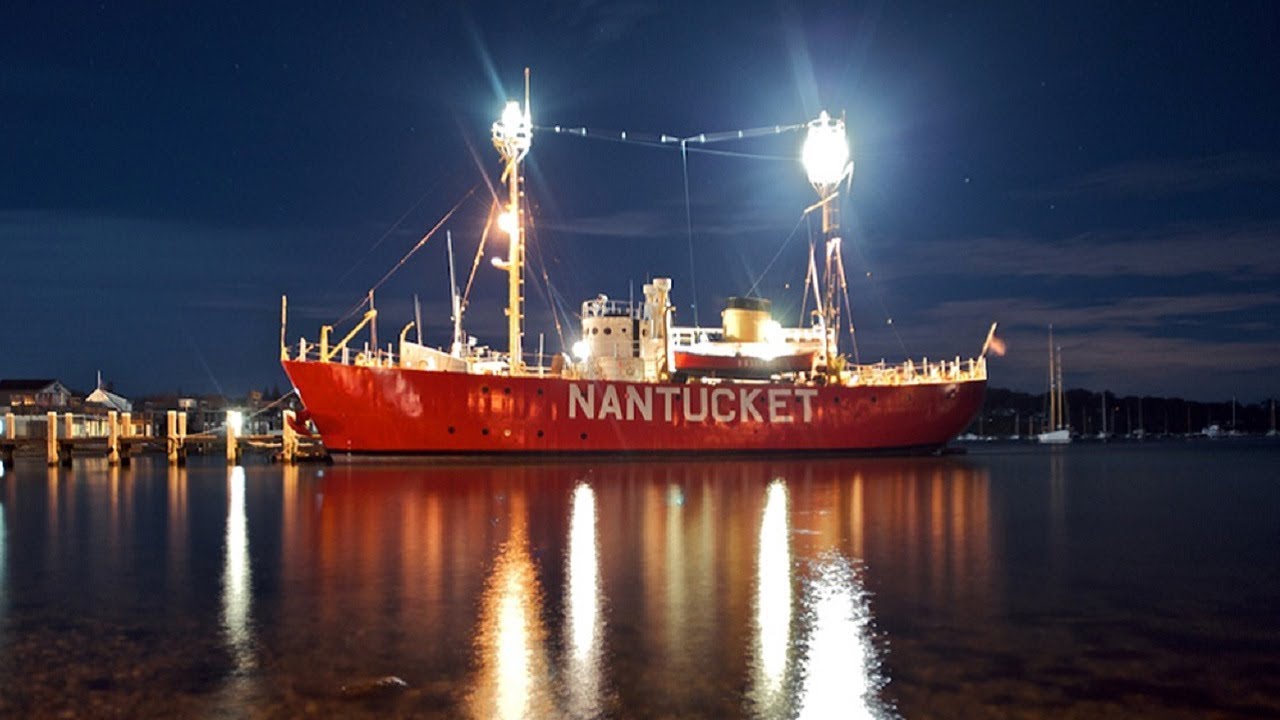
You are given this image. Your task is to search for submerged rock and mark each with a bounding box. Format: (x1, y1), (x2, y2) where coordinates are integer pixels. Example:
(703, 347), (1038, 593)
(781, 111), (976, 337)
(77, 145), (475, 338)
(338, 675), (409, 700)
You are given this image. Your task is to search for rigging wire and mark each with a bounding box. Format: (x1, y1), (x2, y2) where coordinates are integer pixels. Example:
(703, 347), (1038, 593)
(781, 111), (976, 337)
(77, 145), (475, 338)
(461, 202), (496, 314)
(744, 210), (809, 298)
(334, 184), (480, 327)
(537, 125), (792, 161)
(524, 209), (569, 353)
(847, 236), (908, 358)
(335, 177), (443, 287)
(681, 141), (700, 327)
(833, 243), (860, 363)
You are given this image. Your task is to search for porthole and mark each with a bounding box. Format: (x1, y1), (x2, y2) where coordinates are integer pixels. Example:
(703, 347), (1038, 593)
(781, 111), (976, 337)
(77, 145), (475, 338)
(536, 388), (544, 396)
(503, 387), (511, 395)
(537, 430), (544, 438)
(481, 386), (490, 394)
(870, 396), (877, 404)
(604, 327), (612, 335)
(580, 432), (588, 441)
(481, 428), (490, 436)
(447, 426), (455, 434)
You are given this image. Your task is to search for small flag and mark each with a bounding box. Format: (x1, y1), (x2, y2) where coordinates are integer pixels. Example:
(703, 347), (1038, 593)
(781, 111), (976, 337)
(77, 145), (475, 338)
(981, 322), (1007, 357)
(988, 334), (1007, 357)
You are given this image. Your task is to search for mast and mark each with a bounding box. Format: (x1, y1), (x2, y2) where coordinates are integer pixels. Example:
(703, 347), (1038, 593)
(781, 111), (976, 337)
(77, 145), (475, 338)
(801, 111), (851, 374)
(1044, 324), (1054, 425)
(446, 230), (464, 355)
(1055, 344), (1066, 430)
(1100, 391), (1106, 436)
(492, 68), (532, 373)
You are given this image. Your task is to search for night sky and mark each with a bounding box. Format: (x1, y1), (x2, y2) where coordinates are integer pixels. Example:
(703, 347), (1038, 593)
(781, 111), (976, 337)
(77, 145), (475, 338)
(5, 1), (1278, 402)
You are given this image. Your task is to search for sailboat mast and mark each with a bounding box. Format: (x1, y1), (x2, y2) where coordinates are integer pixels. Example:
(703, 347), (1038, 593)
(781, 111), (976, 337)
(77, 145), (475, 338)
(1048, 325), (1057, 431)
(1056, 344), (1066, 430)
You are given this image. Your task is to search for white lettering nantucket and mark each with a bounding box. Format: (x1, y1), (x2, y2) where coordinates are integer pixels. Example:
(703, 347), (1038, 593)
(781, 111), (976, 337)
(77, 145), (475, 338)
(568, 382), (816, 424)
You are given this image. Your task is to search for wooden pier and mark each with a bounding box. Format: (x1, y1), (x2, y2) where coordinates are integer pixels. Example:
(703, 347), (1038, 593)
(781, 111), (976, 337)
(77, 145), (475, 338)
(0, 410), (327, 469)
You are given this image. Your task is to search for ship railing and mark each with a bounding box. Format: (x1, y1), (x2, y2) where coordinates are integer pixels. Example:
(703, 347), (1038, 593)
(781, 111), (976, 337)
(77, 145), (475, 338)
(669, 325), (829, 347)
(581, 297), (642, 319)
(287, 336), (566, 377)
(845, 356), (987, 387)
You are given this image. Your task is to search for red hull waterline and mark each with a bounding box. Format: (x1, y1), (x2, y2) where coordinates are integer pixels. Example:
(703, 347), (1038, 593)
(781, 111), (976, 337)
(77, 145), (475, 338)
(283, 360), (986, 461)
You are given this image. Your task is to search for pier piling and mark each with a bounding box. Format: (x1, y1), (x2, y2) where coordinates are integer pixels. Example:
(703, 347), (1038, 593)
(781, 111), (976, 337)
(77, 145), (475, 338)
(225, 410), (241, 465)
(281, 409), (298, 464)
(166, 411), (179, 466)
(2, 412), (14, 469)
(59, 412), (75, 467)
(107, 411), (120, 465)
(46, 411), (58, 467)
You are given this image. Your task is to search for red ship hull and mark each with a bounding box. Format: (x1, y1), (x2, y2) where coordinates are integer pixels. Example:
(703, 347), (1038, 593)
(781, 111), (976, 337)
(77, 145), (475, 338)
(282, 360), (986, 460)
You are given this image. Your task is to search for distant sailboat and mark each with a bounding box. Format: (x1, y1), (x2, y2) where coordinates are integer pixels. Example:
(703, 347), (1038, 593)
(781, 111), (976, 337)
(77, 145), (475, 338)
(1038, 326), (1071, 444)
(1096, 391), (1109, 441)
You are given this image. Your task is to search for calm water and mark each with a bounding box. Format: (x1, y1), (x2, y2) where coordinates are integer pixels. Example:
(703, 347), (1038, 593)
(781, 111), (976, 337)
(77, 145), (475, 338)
(1, 443), (1278, 718)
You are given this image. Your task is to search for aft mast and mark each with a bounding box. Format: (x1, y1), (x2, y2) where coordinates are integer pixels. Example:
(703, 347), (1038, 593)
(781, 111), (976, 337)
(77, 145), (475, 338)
(492, 68), (533, 374)
(800, 111), (852, 373)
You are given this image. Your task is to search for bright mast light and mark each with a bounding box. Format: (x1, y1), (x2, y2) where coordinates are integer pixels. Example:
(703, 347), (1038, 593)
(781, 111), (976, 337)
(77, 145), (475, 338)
(801, 110), (850, 191)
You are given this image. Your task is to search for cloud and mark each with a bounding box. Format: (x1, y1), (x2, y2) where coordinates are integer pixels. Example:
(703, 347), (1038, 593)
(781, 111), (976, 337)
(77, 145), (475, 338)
(1026, 153), (1279, 200)
(555, 1), (663, 49)
(539, 205), (792, 240)
(913, 294), (1280, 400)
(897, 220), (1280, 280)
(925, 292), (1280, 332)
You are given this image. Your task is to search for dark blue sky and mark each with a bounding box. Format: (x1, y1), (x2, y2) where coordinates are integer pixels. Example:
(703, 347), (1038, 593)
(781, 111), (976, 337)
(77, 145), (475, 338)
(4, 1), (1278, 401)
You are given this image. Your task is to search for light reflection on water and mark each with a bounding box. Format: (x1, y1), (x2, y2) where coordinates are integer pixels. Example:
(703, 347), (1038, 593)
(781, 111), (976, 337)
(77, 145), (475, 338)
(797, 553), (881, 719)
(222, 466), (253, 671)
(750, 479), (791, 716)
(565, 482), (602, 719)
(467, 490), (554, 719)
(0, 446), (1277, 718)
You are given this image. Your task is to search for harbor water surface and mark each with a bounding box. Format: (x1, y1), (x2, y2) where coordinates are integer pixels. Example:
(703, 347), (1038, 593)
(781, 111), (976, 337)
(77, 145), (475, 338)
(1, 443), (1277, 718)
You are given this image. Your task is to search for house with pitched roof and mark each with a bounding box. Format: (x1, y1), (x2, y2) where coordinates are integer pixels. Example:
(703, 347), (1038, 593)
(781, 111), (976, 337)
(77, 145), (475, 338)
(0, 379), (73, 412)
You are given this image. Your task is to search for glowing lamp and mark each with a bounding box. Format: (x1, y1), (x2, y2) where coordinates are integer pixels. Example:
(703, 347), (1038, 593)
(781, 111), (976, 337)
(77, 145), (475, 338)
(802, 111), (849, 188)
(501, 100), (523, 130)
(497, 209), (518, 236)
(492, 100), (532, 158)
(227, 410), (244, 436)
(572, 339), (591, 360)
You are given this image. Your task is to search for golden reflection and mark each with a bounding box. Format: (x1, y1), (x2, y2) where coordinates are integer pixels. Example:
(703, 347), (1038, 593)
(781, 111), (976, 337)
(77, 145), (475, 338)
(45, 466), (61, 557)
(167, 465), (188, 593)
(222, 466), (254, 671)
(750, 479), (792, 716)
(565, 483), (602, 718)
(468, 491), (554, 720)
(0, 501), (6, 609)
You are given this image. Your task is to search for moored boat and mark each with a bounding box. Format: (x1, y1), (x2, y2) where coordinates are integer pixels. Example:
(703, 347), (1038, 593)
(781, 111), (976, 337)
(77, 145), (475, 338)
(280, 74), (992, 460)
